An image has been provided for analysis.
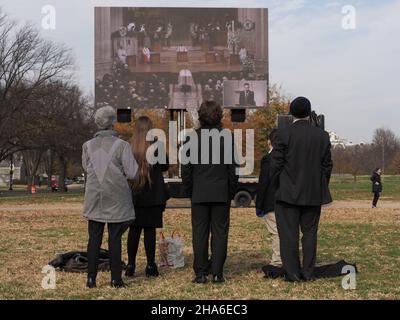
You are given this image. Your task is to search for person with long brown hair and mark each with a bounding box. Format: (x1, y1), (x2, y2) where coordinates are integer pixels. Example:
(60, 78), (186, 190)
(126, 116), (169, 278)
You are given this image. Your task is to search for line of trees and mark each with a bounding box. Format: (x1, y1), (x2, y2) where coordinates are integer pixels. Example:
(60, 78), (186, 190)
(0, 10), (95, 191)
(332, 127), (400, 179)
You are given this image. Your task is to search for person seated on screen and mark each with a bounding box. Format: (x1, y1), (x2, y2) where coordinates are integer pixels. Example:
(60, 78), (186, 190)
(238, 83), (256, 106)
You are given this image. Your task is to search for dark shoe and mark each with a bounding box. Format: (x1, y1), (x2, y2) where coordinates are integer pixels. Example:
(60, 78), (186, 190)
(262, 265), (285, 279)
(283, 273), (302, 282)
(125, 264), (135, 277)
(204, 260), (212, 276)
(192, 274), (208, 284)
(212, 275), (225, 283)
(302, 275), (317, 282)
(145, 264), (159, 277)
(86, 277), (96, 289)
(111, 279), (127, 288)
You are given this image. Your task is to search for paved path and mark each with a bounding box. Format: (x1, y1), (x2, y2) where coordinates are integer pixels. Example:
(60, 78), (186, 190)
(0, 200), (399, 212)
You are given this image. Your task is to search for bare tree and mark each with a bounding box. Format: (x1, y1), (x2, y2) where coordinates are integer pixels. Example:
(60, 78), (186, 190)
(0, 10), (73, 161)
(372, 127), (400, 173)
(332, 145), (351, 175)
(37, 81), (95, 191)
(21, 149), (42, 190)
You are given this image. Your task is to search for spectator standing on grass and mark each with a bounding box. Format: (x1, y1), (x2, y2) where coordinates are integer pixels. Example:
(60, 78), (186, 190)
(82, 106), (138, 289)
(182, 101), (238, 284)
(255, 129), (282, 268)
(371, 168), (383, 208)
(126, 116), (169, 278)
(271, 97), (333, 282)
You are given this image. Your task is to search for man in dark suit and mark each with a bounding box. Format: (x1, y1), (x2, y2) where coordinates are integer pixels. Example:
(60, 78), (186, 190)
(239, 83), (256, 106)
(271, 97), (333, 282)
(182, 101), (238, 284)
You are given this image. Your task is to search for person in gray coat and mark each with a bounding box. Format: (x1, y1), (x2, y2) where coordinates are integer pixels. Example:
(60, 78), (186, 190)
(82, 106), (138, 289)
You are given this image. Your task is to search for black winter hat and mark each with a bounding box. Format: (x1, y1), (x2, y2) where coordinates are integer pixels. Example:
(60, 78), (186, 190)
(290, 97), (312, 118)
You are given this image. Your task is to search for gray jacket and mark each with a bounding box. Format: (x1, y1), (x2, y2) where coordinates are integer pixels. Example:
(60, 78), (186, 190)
(82, 130), (138, 223)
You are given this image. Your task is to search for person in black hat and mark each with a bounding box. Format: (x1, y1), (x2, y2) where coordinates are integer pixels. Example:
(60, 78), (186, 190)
(270, 96), (333, 282)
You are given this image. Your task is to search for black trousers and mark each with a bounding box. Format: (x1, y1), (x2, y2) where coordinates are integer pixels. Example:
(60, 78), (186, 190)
(87, 220), (131, 281)
(191, 203), (230, 276)
(373, 192), (380, 207)
(127, 226), (156, 266)
(275, 202), (321, 281)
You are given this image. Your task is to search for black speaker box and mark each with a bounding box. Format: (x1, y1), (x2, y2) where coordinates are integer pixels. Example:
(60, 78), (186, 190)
(117, 108), (132, 123)
(231, 109), (246, 123)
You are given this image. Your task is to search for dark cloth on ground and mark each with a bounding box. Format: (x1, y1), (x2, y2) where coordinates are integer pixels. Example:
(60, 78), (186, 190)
(48, 249), (126, 273)
(262, 260), (358, 280)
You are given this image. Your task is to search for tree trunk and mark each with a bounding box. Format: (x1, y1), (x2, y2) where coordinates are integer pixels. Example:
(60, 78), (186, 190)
(58, 155), (68, 192)
(44, 149), (54, 189)
(22, 150), (42, 191)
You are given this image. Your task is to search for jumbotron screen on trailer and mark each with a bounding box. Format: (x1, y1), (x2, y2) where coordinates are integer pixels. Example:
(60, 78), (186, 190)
(94, 7), (268, 111)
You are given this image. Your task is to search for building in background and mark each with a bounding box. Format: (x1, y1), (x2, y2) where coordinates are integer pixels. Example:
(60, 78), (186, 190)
(329, 131), (354, 148)
(0, 157), (23, 187)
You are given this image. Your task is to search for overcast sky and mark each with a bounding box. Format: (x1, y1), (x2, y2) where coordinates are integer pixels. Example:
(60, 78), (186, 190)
(1, 0), (399, 143)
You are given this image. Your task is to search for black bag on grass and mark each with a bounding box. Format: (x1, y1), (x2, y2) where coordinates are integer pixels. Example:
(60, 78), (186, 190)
(48, 249), (126, 273)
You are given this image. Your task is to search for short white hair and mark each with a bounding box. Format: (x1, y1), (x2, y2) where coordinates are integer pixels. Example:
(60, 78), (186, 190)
(94, 106), (117, 129)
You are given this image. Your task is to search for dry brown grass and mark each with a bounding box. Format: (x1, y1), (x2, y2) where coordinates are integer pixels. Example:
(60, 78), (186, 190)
(0, 201), (399, 300)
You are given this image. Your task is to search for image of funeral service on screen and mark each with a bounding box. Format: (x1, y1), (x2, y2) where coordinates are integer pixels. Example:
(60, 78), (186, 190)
(95, 7), (268, 204)
(1, 0), (400, 311)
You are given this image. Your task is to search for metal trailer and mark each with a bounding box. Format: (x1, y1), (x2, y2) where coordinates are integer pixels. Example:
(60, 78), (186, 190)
(165, 176), (258, 208)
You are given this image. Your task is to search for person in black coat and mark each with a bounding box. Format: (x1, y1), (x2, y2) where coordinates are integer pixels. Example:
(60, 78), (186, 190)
(255, 129), (282, 267)
(182, 101), (238, 284)
(371, 168), (383, 208)
(271, 97), (333, 282)
(238, 83), (256, 106)
(126, 116), (170, 278)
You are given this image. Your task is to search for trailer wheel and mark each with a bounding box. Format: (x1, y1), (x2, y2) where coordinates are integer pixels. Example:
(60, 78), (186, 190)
(234, 191), (252, 207)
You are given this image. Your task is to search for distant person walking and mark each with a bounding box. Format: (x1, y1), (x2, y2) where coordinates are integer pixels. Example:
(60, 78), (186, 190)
(371, 168), (383, 208)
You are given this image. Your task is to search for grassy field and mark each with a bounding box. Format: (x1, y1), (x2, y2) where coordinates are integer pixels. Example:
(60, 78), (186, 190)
(329, 175), (400, 201)
(0, 199), (399, 300)
(1, 175), (399, 205)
